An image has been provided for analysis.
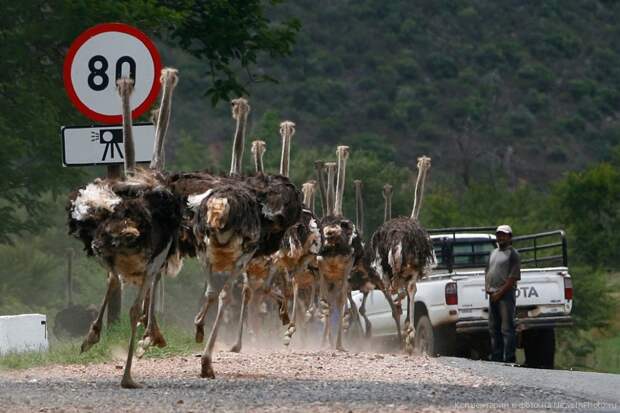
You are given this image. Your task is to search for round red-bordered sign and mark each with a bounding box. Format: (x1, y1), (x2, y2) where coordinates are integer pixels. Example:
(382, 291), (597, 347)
(63, 23), (162, 124)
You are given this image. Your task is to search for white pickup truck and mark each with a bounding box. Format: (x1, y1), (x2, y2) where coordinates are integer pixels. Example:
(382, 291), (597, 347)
(351, 227), (573, 368)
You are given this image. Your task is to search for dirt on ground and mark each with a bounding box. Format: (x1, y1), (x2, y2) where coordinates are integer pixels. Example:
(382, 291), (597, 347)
(0, 348), (605, 412)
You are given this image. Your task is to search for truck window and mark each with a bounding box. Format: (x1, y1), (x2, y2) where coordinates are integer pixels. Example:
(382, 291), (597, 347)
(432, 238), (496, 270)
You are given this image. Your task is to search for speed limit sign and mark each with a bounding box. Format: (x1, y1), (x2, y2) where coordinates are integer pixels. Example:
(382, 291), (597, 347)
(63, 23), (162, 124)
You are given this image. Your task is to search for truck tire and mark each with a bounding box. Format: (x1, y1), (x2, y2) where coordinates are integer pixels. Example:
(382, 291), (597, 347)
(523, 328), (555, 369)
(414, 315), (436, 356)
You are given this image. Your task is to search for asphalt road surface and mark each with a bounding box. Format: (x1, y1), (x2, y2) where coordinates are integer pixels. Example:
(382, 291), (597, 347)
(0, 350), (618, 412)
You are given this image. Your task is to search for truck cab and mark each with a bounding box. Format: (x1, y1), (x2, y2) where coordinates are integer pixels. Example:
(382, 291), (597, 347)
(351, 227), (573, 368)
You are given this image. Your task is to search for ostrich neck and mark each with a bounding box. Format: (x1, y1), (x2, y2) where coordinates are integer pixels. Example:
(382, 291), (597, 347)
(302, 187), (312, 208)
(253, 150), (264, 173)
(280, 135), (291, 177)
(326, 165), (336, 216)
(150, 80), (174, 171)
(335, 157), (347, 216)
(355, 184), (363, 236)
(230, 113), (247, 175)
(384, 196), (392, 222)
(120, 88), (135, 175)
(314, 162), (328, 217)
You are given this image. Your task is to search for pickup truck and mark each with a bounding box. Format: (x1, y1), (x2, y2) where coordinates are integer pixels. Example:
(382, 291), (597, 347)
(351, 227), (573, 368)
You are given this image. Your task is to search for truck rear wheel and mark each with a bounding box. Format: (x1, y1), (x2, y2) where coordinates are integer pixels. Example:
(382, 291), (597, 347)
(414, 315), (436, 356)
(523, 328), (555, 369)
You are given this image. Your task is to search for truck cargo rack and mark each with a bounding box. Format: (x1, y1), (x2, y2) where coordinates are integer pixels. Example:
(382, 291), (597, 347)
(428, 226), (568, 272)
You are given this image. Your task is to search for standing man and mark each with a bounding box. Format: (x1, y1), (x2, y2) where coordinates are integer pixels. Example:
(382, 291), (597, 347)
(485, 225), (521, 363)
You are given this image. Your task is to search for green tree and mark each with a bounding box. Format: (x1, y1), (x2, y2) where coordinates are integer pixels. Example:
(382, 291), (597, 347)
(0, 0), (299, 242)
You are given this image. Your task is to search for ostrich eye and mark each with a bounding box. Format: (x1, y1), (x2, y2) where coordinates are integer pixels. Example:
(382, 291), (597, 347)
(340, 221), (351, 230)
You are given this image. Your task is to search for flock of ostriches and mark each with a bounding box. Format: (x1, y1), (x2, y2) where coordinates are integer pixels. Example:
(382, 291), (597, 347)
(67, 69), (435, 388)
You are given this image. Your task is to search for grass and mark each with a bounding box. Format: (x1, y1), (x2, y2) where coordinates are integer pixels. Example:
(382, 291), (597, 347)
(0, 317), (202, 371)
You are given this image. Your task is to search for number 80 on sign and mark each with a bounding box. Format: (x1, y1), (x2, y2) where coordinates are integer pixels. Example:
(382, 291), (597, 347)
(63, 23), (162, 124)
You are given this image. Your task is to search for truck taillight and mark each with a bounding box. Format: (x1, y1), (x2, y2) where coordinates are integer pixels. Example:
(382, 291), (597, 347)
(445, 282), (458, 305)
(564, 277), (573, 300)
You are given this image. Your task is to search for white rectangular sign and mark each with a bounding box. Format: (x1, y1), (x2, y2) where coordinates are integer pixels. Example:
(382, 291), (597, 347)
(61, 123), (155, 166)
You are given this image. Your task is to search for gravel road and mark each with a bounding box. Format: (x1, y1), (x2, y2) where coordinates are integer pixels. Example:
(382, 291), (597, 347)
(0, 350), (616, 412)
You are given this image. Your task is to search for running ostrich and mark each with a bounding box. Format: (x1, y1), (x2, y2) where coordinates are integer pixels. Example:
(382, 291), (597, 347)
(229, 121), (303, 352)
(276, 167), (322, 345)
(316, 146), (363, 350)
(347, 181), (403, 340)
(369, 156), (434, 353)
(67, 73), (182, 388)
(190, 103), (302, 376)
(75, 69), (181, 359)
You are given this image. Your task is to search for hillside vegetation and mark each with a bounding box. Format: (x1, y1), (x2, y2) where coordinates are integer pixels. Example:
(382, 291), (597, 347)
(1, 1), (619, 372)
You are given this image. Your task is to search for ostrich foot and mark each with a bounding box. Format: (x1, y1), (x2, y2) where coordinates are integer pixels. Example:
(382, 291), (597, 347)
(229, 343), (242, 353)
(120, 376), (143, 389)
(201, 357), (215, 379)
(283, 325), (296, 346)
(195, 324), (205, 343)
(136, 327), (168, 358)
(336, 345), (347, 352)
(404, 326), (415, 355)
(80, 323), (102, 353)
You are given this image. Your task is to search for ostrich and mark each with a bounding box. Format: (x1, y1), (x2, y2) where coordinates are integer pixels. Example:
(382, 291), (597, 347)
(229, 121), (301, 352)
(369, 156), (434, 354)
(316, 146), (362, 350)
(277, 171), (322, 346)
(190, 103), (302, 376)
(67, 75), (182, 388)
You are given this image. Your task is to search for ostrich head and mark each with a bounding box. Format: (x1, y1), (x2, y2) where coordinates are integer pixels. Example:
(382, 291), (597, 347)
(230, 97), (251, 176)
(279, 121), (296, 177)
(251, 140), (266, 173)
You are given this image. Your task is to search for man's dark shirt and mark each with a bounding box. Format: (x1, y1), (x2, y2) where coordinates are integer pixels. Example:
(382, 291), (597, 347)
(485, 245), (521, 292)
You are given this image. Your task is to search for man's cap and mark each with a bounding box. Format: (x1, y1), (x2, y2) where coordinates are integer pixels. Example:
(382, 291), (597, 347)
(496, 225), (512, 234)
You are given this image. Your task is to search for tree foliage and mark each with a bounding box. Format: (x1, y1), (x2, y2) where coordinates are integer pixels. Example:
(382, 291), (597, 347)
(0, 0), (298, 242)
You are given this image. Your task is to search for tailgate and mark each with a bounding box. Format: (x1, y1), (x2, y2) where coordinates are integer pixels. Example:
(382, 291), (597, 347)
(456, 269), (568, 318)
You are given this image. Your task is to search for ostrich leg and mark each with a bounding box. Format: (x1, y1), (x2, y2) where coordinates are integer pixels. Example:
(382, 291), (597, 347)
(319, 272), (331, 348)
(283, 280), (299, 346)
(359, 291), (372, 338)
(404, 280), (418, 355)
(346, 289), (364, 337)
(120, 273), (153, 389)
(305, 281), (316, 322)
(137, 272), (167, 358)
(81, 272), (120, 353)
(229, 281), (251, 353)
(194, 265), (215, 343)
(382, 289), (403, 342)
(335, 281), (349, 351)
(201, 282), (230, 379)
